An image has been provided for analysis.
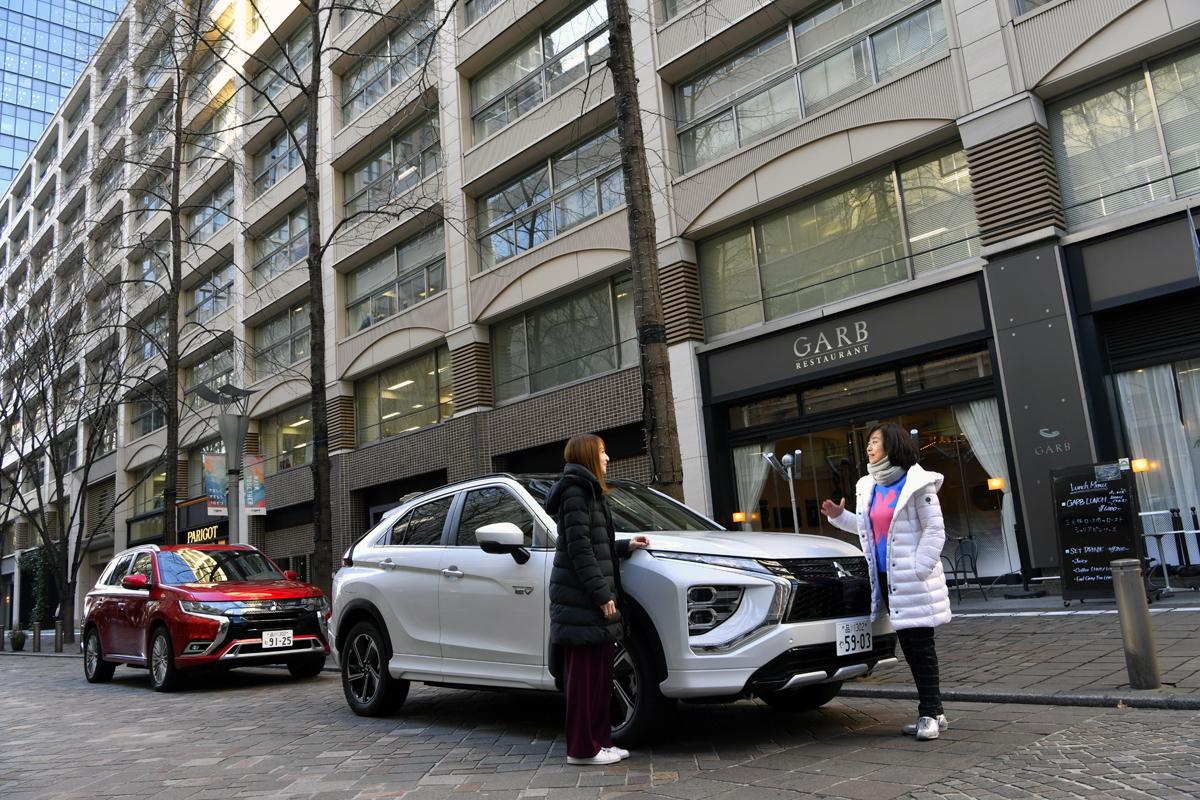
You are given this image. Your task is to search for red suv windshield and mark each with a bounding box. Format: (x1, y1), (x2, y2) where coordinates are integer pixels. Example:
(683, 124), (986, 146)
(157, 549), (283, 585)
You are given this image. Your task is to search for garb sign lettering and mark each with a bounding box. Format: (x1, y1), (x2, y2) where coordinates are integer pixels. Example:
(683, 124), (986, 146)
(793, 321), (869, 370)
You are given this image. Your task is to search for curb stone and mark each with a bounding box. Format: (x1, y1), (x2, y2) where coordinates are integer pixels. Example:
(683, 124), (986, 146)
(842, 682), (1200, 710)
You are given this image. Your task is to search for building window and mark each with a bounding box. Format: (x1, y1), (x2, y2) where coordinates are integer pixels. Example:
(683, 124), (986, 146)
(464, 0), (503, 26)
(252, 25), (313, 110)
(187, 262), (234, 323)
(677, 1), (948, 171)
(254, 206), (309, 284)
(252, 119), (307, 195)
(92, 409), (117, 456)
(133, 170), (169, 224)
(470, 0), (609, 141)
(188, 181), (234, 241)
(698, 145), (978, 337)
(477, 127), (623, 270)
(1015, 0), (1054, 14)
(355, 346), (453, 443)
(491, 275), (634, 403)
(130, 312), (167, 365)
(343, 115), (440, 217)
(186, 101), (233, 166)
(341, 4), (436, 121)
(184, 347), (235, 409)
(346, 225), (445, 333)
(189, 36), (233, 98)
(255, 302), (310, 379)
(131, 396), (166, 438)
(136, 101), (172, 159)
(133, 464), (167, 514)
(260, 402), (312, 473)
(187, 439), (225, 498)
(95, 159), (123, 198)
(132, 241), (167, 298)
(1049, 44), (1200, 227)
(1114, 359), (1200, 539)
(93, 220), (122, 264)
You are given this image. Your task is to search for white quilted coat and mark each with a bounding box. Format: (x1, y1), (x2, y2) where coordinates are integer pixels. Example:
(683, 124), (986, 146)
(827, 463), (952, 630)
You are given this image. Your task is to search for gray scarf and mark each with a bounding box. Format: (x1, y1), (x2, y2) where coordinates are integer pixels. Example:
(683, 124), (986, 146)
(868, 456), (905, 486)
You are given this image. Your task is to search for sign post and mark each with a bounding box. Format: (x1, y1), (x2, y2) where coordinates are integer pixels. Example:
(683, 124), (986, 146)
(1051, 462), (1143, 605)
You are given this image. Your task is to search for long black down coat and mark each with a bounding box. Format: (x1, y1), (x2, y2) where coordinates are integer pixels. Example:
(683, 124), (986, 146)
(545, 463), (632, 647)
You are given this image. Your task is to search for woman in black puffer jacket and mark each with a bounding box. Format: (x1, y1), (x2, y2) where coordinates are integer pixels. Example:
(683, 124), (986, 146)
(545, 434), (649, 766)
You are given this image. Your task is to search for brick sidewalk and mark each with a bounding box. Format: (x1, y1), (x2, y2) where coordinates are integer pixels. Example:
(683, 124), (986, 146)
(855, 602), (1200, 699)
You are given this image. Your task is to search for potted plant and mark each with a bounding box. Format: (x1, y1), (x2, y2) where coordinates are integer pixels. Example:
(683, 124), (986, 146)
(9, 629), (25, 651)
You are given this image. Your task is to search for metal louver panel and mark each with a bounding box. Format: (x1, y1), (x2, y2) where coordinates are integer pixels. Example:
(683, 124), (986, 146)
(1104, 293), (1200, 372)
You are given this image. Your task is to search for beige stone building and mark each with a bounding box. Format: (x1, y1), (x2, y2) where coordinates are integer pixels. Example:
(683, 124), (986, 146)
(2, 0), (1200, 623)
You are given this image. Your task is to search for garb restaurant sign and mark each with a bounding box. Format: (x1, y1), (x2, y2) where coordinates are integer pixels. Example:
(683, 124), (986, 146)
(793, 320), (870, 369)
(704, 280), (987, 401)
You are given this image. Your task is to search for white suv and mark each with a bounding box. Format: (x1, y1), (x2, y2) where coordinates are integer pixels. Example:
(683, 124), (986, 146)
(331, 474), (896, 745)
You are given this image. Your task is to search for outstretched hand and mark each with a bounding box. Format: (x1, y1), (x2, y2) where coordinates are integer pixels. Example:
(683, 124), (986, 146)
(628, 535), (650, 551)
(820, 498), (846, 519)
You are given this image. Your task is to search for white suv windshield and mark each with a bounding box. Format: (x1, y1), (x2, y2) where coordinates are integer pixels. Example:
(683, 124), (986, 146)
(517, 477), (717, 533)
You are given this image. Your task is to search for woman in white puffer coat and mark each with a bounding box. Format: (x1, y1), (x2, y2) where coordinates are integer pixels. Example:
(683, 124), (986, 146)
(822, 422), (951, 740)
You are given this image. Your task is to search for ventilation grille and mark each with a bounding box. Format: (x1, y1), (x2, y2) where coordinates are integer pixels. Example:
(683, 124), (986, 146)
(966, 125), (1065, 246)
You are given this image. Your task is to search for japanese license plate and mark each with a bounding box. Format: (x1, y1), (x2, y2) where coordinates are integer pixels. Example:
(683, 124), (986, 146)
(262, 630), (293, 649)
(835, 619), (872, 656)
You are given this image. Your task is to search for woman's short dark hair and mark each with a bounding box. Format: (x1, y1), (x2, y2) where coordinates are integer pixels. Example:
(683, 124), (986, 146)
(868, 422), (919, 470)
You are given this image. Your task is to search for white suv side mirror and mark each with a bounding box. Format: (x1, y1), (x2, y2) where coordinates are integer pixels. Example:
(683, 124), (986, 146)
(476, 523), (523, 546)
(476, 523), (530, 564)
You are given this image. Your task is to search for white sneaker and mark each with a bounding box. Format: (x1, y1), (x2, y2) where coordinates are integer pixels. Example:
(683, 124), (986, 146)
(604, 746), (630, 760)
(567, 749), (622, 765)
(916, 716), (943, 741)
(902, 713), (947, 737)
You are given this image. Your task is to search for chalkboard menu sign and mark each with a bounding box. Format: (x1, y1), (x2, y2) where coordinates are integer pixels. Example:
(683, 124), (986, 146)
(1051, 462), (1142, 602)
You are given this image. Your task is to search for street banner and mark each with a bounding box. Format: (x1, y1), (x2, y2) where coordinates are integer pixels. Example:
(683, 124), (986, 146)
(243, 454), (267, 515)
(204, 453), (228, 517)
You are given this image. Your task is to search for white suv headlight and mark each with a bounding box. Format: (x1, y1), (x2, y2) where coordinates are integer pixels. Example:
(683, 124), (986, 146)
(686, 585), (743, 635)
(648, 551), (772, 574)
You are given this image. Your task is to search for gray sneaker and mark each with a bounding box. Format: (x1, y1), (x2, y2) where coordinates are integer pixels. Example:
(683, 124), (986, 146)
(902, 713), (947, 738)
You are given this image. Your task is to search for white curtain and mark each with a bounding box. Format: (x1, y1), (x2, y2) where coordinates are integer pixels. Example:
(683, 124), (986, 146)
(1178, 359), (1200, 528)
(733, 443), (773, 532)
(1116, 364), (1200, 564)
(953, 398), (1017, 574)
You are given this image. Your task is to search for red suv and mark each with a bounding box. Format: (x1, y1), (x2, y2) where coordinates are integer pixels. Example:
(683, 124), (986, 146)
(82, 544), (329, 691)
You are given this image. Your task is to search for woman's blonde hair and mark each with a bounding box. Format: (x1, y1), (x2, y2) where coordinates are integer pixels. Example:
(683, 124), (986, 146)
(563, 434), (608, 494)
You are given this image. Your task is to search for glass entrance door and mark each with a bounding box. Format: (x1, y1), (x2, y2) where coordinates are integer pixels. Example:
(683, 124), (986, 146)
(732, 404), (1013, 576)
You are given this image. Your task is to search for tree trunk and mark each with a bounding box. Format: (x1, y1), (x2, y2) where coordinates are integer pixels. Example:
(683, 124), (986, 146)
(162, 26), (189, 548)
(604, 0), (684, 500)
(305, 5), (334, 597)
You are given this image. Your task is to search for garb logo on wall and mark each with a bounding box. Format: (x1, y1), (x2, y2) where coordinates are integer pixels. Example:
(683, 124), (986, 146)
(793, 320), (870, 371)
(1034, 426), (1073, 456)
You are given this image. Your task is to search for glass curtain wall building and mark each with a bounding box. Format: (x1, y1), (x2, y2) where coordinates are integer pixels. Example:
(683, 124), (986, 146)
(0, 0), (121, 189)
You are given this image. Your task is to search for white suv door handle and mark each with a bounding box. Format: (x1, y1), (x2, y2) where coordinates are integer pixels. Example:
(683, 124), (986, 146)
(381, 558), (395, 570)
(441, 567), (464, 578)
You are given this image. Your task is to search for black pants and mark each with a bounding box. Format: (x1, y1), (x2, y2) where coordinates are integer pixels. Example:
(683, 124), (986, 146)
(881, 572), (943, 718)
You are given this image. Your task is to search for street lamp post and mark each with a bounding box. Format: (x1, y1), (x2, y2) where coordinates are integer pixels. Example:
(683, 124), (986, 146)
(195, 383), (255, 545)
(763, 450), (803, 535)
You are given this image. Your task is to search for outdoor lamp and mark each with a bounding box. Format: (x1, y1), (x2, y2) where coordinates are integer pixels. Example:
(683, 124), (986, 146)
(987, 477), (1006, 491)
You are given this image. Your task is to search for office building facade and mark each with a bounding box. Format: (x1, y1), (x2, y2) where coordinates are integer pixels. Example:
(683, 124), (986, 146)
(0, 0), (1199, 624)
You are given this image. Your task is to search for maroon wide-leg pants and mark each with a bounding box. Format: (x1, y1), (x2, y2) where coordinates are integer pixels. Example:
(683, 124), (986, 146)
(563, 642), (614, 758)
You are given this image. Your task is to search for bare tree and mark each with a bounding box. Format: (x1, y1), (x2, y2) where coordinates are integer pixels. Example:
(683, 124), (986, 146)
(208, 0), (447, 594)
(0, 275), (159, 643)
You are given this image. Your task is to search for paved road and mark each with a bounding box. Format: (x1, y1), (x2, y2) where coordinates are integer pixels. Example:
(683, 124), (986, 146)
(1, 657), (1199, 800)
